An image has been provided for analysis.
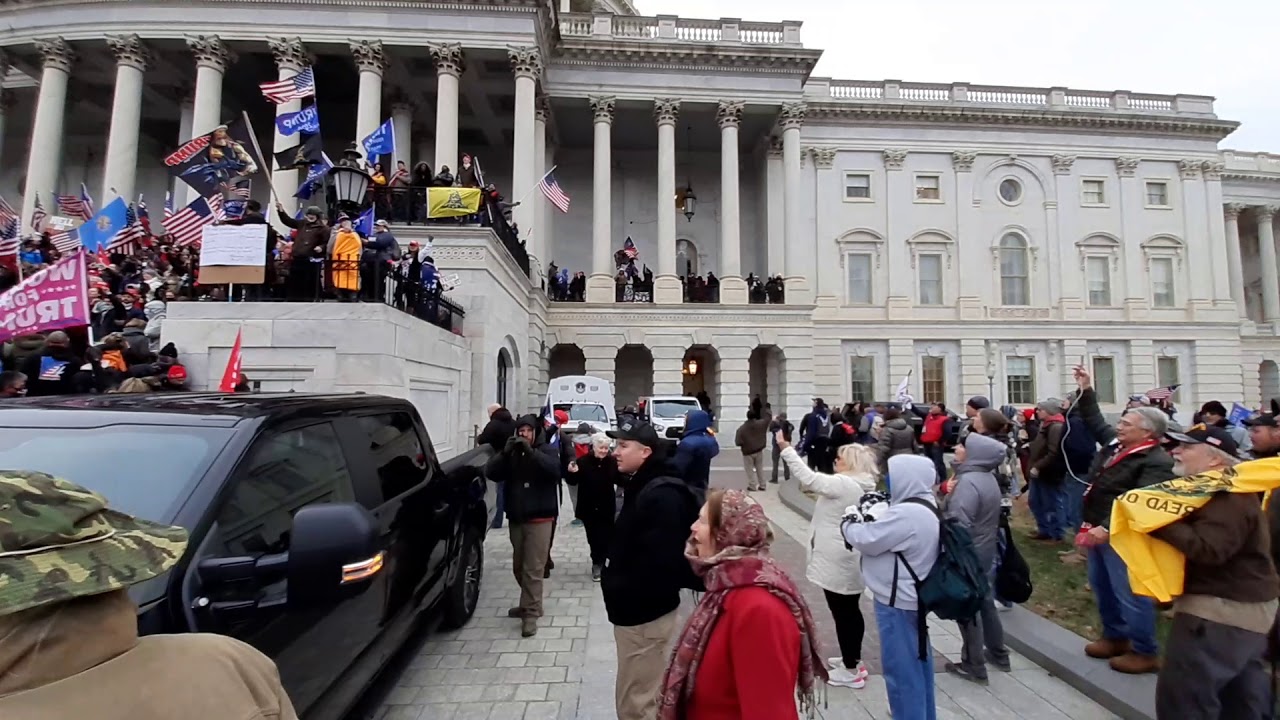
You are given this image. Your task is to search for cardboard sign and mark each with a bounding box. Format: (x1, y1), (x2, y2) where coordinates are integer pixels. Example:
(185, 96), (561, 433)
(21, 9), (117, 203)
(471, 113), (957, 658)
(200, 225), (267, 267)
(46, 216), (79, 230)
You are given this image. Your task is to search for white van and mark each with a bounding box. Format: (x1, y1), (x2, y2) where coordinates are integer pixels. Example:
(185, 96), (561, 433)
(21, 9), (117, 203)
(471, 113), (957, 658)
(546, 375), (616, 433)
(639, 395), (702, 440)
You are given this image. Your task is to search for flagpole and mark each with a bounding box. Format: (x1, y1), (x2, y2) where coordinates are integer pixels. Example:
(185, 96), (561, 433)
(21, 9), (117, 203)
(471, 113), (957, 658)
(241, 110), (280, 207)
(515, 165), (557, 207)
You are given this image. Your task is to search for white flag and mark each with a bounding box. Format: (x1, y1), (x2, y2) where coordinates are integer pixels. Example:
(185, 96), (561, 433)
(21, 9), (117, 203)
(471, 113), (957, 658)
(895, 373), (914, 406)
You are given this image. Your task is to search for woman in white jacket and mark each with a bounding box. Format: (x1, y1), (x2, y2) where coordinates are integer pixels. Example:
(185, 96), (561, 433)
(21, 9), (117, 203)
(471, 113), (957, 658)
(777, 431), (879, 689)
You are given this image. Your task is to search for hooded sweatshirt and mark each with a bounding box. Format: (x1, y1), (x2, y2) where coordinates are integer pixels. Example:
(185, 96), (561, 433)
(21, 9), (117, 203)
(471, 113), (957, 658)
(482, 414), (561, 523)
(672, 409), (719, 491)
(842, 455), (940, 611)
(945, 434), (1006, 568)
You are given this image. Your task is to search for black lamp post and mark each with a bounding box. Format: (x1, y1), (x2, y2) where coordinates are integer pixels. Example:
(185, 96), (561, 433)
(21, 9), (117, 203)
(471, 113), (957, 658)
(326, 142), (373, 221)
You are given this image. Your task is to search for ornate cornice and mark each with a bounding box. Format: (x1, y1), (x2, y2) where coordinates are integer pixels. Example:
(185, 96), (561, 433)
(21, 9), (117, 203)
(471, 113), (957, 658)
(1201, 161), (1224, 180)
(389, 101), (415, 117)
(951, 151), (976, 172)
(508, 46), (542, 80)
(429, 42), (464, 77)
(351, 40), (387, 74)
(653, 98), (680, 126)
(1178, 158), (1201, 180)
(716, 100), (744, 130)
(1224, 203), (1247, 219)
(106, 34), (149, 71)
(1051, 154), (1076, 175)
(778, 102), (806, 131)
(534, 96), (549, 123)
(766, 136), (783, 158)
(35, 37), (75, 73)
(1115, 157), (1140, 177)
(555, 42), (821, 76)
(1258, 206), (1279, 222)
(186, 35), (229, 72)
(267, 36), (309, 73)
(811, 147), (837, 169)
(803, 103), (1239, 141)
(883, 149), (907, 170)
(589, 95), (616, 125)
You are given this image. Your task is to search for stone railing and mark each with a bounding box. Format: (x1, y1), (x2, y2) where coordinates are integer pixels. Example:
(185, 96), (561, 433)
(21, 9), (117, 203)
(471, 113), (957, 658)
(808, 79), (1216, 116)
(1221, 150), (1280, 177)
(559, 13), (803, 47)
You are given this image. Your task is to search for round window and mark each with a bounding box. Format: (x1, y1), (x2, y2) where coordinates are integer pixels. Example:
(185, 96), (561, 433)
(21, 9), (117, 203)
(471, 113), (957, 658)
(999, 178), (1022, 204)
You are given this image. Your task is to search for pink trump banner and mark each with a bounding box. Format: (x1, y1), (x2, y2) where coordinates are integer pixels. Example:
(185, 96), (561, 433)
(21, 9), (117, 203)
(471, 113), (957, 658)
(0, 252), (90, 343)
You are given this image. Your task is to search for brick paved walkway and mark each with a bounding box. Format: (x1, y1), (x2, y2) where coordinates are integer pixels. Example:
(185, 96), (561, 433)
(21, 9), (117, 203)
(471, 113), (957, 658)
(367, 452), (1121, 719)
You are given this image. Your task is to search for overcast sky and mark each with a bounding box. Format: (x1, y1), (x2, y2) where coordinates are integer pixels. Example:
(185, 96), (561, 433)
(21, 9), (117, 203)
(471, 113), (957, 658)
(642, 0), (1279, 152)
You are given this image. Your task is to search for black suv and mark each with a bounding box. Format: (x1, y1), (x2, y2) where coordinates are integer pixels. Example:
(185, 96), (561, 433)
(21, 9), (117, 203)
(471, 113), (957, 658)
(0, 393), (493, 720)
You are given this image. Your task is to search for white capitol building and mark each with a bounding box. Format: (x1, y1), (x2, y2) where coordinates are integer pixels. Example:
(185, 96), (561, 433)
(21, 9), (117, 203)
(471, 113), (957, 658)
(1, 0), (1278, 448)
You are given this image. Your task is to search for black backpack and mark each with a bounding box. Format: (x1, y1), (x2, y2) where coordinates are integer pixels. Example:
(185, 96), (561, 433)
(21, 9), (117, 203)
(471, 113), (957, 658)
(995, 514), (1033, 604)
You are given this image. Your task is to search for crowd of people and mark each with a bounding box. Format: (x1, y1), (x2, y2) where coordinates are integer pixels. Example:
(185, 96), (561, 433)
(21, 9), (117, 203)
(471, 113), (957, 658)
(544, 264), (787, 304)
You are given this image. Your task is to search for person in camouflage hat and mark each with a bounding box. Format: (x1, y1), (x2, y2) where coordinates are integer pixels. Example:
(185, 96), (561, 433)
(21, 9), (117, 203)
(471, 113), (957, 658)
(0, 471), (298, 720)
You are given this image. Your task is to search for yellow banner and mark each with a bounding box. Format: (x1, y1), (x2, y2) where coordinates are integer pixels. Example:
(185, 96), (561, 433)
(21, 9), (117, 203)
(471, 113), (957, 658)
(1110, 457), (1280, 602)
(427, 187), (482, 218)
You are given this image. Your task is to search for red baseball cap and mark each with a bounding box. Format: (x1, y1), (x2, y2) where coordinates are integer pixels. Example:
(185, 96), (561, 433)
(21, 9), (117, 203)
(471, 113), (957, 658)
(553, 409), (569, 426)
(167, 365), (188, 384)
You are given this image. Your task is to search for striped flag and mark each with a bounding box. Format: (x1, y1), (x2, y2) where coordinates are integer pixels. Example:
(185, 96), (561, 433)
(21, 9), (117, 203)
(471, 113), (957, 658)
(259, 66), (315, 104)
(136, 194), (152, 235)
(0, 218), (18, 256)
(49, 229), (81, 255)
(55, 193), (86, 219)
(105, 203), (148, 254)
(1145, 385), (1180, 401)
(208, 193), (225, 222)
(0, 196), (16, 227)
(163, 191), (174, 222)
(537, 172), (571, 213)
(230, 182), (252, 200)
(621, 237), (638, 260)
(80, 183), (95, 218)
(167, 196), (220, 247)
(31, 194), (47, 233)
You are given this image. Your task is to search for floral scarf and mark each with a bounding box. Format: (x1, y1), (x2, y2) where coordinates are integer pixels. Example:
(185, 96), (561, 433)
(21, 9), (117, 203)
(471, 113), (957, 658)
(657, 490), (827, 720)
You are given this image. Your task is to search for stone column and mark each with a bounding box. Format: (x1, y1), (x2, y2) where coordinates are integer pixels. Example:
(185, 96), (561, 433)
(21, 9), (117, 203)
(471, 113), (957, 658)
(390, 102), (414, 173)
(1200, 162), (1232, 306)
(186, 35), (230, 206)
(1116, 156), (1146, 318)
(1179, 159), (1213, 313)
(532, 99), (548, 281)
(717, 345), (752, 444)
(102, 35), (149, 204)
(717, 100), (747, 304)
(651, 345), (686, 397)
(811, 147), (838, 302)
(268, 37), (307, 224)
(429, 43), (463, 174)
(1258, 205), (1280, 323)
(780, 102), (809, 304)
(21, 38), (74, 228)
(509, 47), (541, 272)
(1224, 203), (1247, 317)
(765, 139), (785, 276)
(173, 89), (194, 202)
(1051, 154), (1083, 317)
(653, 98), (682, 304)
(0, 90), (13, 177)
(351, 40), (385, 165)
(586, 96), (615, 303)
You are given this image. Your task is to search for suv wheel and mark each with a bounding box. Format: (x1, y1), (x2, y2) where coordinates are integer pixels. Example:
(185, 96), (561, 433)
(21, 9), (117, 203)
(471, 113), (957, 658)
(441, 525), (483, 629)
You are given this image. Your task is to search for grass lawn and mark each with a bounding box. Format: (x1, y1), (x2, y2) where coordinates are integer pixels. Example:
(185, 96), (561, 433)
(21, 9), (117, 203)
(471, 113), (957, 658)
(1009, 500), (1172, 650)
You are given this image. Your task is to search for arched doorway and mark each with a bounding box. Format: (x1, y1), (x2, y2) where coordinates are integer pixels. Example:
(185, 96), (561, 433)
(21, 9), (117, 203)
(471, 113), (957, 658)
(615, 345), (654, 410)
(682, 345), (721, 419)
(496, 348), (513, 407)
(677, 239), (699, 277)
(749, 345), (787, 414)
(1262, 360), (1280, 407)
(548, 344), (586, 378)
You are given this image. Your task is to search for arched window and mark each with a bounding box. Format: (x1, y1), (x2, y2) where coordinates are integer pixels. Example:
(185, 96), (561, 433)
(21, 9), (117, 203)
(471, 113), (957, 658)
(676, 239), (698, 277)
(999, 233), (1030, 306)
(496, 349), (511, 407)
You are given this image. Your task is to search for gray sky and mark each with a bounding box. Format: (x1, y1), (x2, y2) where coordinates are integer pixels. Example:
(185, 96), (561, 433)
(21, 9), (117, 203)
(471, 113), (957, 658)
(641, 0), (1279, 152)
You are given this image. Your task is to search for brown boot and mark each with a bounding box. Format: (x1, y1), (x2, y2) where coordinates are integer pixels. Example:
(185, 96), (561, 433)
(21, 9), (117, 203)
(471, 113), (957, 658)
(521, 616), (538, 638)
(1084, 637), (1131, 659)
(1109, 652), (1160, 674)
(508, 607), (543, 618)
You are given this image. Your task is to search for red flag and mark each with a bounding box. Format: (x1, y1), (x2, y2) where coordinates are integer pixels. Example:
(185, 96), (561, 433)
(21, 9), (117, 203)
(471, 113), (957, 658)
(218, 329), (243, 393)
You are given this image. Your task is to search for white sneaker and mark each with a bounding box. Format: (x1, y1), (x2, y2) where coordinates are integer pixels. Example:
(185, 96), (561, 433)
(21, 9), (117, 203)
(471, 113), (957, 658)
(827, 665), (866, 689)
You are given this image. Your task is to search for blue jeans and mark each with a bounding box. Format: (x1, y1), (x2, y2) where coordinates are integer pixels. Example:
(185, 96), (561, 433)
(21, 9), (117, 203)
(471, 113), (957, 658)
(1087, 543), (1158, 655)
(1063, 477), (1087, 537)
(1028, 480), (1065, 539)
(874, 600), (936, 720)
(491, 483), (505, 529)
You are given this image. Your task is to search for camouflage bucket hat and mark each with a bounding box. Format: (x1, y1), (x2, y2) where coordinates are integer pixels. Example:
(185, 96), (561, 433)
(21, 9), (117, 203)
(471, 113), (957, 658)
(0, 471), (188, 617)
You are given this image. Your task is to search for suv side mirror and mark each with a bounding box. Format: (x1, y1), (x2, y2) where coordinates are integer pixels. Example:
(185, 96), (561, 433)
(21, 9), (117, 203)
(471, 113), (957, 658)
(287, 502), (382, 608)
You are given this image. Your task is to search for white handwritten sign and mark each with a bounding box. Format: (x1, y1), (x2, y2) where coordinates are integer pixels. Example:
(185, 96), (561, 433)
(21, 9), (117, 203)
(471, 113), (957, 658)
(47, 216), (79, 230)
(440, 273), (461, 291)
(199, 225), (267, 267)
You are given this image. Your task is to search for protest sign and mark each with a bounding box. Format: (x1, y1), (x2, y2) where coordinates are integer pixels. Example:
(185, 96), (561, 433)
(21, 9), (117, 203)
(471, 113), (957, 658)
(440, 273), (462, 292)
(200, 225), (267, 267)
(0, 252), (89, 343)
(47, 216), (79, 230)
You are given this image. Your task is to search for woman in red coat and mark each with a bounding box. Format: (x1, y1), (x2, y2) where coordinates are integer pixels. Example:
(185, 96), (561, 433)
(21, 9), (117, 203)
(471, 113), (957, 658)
(658, 489), (827, 720)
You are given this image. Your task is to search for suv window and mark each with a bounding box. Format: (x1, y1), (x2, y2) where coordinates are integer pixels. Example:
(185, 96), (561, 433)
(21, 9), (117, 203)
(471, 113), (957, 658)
(355, 412), (433, 505)
(216, 423), (354, 556)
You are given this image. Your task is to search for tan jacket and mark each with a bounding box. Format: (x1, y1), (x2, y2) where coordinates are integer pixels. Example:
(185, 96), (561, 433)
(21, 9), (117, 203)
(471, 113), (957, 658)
(0, 590), (298, 720)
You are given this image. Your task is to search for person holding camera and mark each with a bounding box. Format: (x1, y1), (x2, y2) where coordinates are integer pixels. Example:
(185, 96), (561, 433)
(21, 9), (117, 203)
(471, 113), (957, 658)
(484, 415), (562, 637)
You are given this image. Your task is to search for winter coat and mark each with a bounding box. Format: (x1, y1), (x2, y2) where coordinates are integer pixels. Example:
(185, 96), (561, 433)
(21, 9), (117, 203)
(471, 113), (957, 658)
(483, 416), (561, 523)
(143, 300), (166, 354)
(120, 328), (151, 364)
(476, 415), (517, 453)
(779, 446), (875, 595)
(19, 348), (81, 396)
(565, 452), (618, 525)
(1151, 492), (1280, 607)
(1075, 388), (1175, 529)
(3, 333), (46, 368)
(1028, 417), (1068, 485)
(842, 455), (941, 611)
(603, 454), (704, 626)
(672, 410), (719, 491)
(276, 210), (329, 260)
(0, 590), (297, 720)
(944, 433), (1005, 569)
(875, 417), (916, 473)
(363, 230), (402, 265)
(734, 417), (770, 456)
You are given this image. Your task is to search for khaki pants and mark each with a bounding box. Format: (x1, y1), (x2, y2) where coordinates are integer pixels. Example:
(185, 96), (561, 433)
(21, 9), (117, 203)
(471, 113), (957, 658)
(743, 450), (766, 490)
(614, 609), (678, 720)
(510, 521), (554, 615)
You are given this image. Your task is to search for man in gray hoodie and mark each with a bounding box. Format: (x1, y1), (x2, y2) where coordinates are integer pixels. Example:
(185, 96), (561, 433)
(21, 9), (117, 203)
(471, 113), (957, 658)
(842, 454), (940, 720)
(942, 433), (1011, 684)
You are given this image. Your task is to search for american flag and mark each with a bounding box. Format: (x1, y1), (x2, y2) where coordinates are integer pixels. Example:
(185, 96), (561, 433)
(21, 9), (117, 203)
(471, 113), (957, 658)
(0, 196), (16, 227)
(0, 218), (18, 256)
(136, 195), (152, 235)
(163, 191), (174, 222)
(167, 196), (220, 247)
(49, 229), (81, 255)
(80, 183), (95, 218)
(622, 237), (638, 260)
(229, 181), (252, 200)
(105, 203), (148, 254)
(259, 66), (315, 104)
(31, 194), (47, 233)
(537, 172), (570, 213)
(1145, 385), (1180, 401)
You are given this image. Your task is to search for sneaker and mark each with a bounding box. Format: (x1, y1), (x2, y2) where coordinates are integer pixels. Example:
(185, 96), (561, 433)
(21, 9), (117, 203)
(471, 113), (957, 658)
(945, 662), (989, 685)
(521, 616), (538, 638)
(827, 666), (866, 689)
(984, 648), (1013, 673)
(591, 564), (603, 582)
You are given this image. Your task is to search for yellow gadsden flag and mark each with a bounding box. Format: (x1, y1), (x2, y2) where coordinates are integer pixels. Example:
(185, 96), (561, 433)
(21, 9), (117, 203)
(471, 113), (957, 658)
(427, 187), (483, 218)
(1110, 457), (1280, 602)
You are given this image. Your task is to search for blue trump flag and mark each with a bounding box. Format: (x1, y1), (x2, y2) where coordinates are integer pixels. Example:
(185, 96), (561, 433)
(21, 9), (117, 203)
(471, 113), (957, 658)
(295, 159), (332, 200)
(275, 105), (320, 136)
(1230, 402), (1253, 426)
(362, 118), (395, 159)
(354, 207), (375, 238)
(78, 197), (129, 251)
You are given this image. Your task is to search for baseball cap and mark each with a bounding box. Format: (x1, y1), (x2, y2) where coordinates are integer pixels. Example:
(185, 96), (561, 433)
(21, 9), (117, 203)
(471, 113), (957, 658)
(1166, 423), (1240, 458)
(0, 471), (189, 617)
(607, 419), (662, 449)
(967, 396), (990, 411)
(375, 219), (389, 228)
(1245, 400), (1280, 428)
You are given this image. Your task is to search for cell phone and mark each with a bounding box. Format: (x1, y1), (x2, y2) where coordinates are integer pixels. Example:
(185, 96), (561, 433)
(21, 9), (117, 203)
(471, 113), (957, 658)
(782, 423), (794, 443)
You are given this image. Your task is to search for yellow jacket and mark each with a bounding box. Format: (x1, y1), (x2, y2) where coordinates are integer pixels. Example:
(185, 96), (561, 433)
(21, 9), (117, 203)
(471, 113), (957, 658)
(1110, 457), (1280, 602)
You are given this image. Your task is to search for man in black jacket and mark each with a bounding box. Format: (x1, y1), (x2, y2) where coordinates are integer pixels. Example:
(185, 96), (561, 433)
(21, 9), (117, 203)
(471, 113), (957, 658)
(483, 414), (560, 637)
(604, 419), (702, 720)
